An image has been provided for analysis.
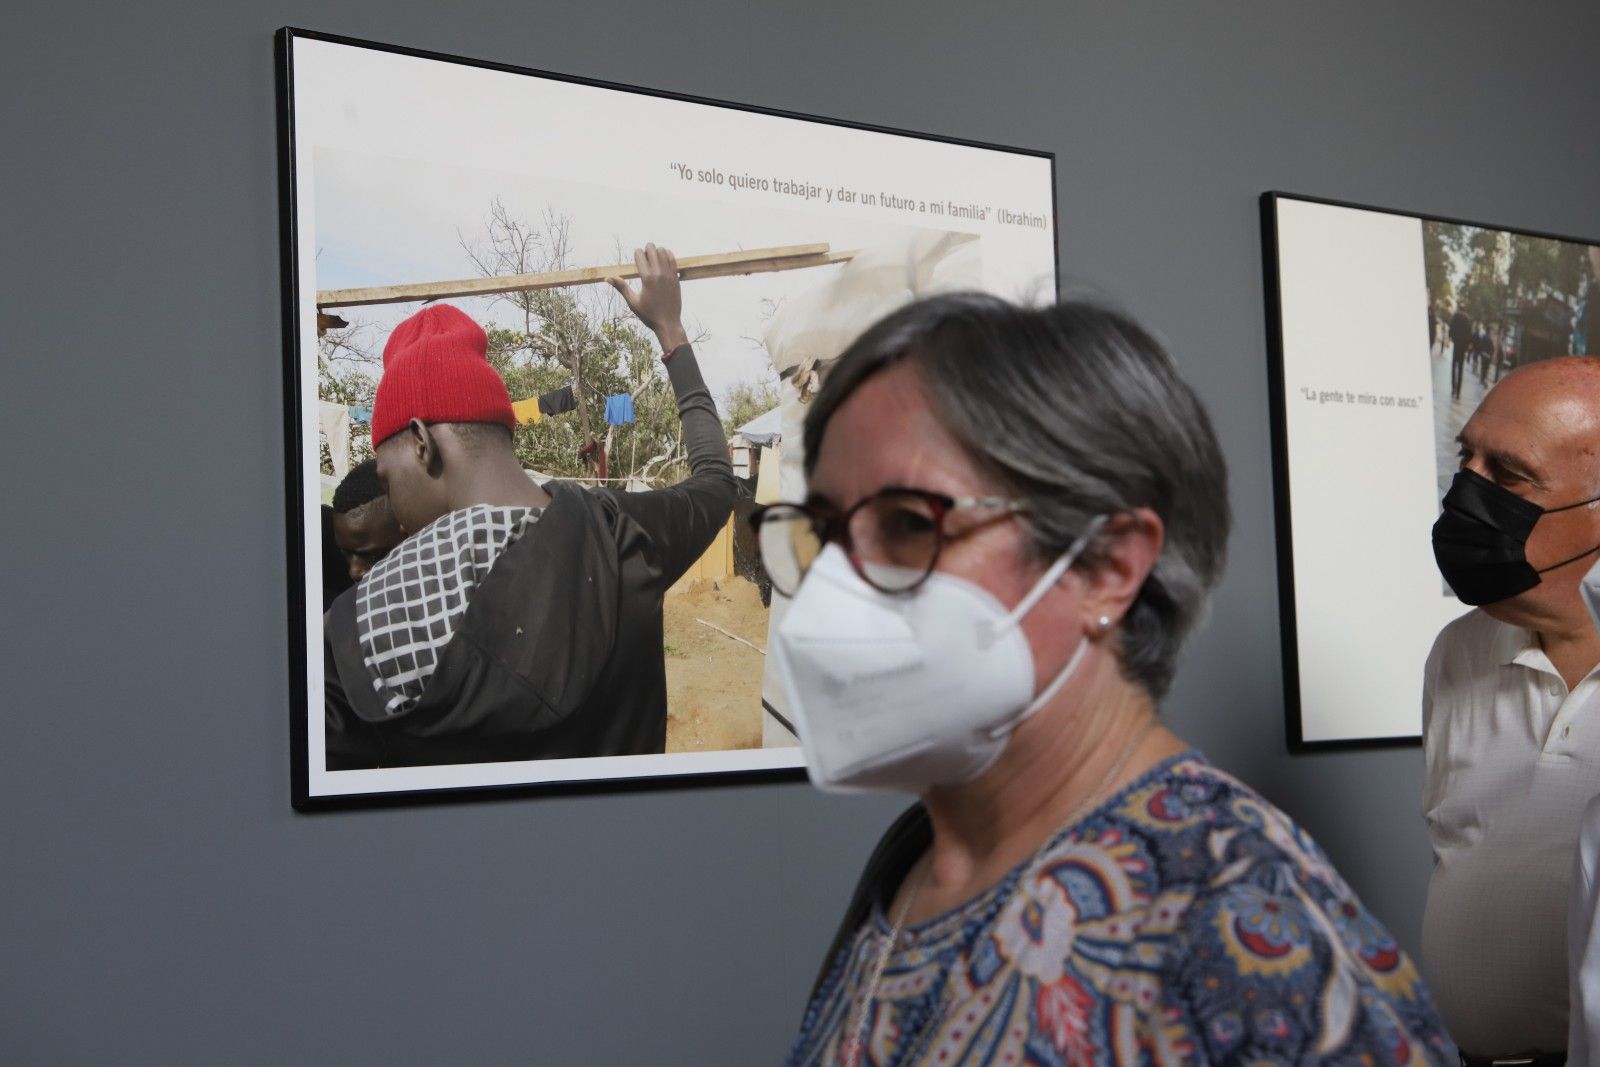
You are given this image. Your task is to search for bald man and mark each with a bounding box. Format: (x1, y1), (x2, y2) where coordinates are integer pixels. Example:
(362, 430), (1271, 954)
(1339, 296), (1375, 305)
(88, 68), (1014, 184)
(1424, 357), (1600, 1065)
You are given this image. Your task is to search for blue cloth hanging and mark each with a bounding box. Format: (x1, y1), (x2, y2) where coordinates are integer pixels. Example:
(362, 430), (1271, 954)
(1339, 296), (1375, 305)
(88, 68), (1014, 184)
(604, 394), (635, 425)
(347, 405), (373, 425)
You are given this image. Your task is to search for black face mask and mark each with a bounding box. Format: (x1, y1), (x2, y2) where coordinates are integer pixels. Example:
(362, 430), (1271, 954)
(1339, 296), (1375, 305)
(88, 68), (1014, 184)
(1432, 469), (1600, 606)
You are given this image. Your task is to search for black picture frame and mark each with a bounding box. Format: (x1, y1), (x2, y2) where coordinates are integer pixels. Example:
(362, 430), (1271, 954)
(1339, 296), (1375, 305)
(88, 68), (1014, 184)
(1261, 190), (1600, 751)
(277, 27), (1060, 809)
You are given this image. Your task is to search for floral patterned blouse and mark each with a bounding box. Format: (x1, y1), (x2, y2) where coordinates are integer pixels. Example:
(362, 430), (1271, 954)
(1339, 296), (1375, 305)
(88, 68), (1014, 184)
(785, 754), (1455, 1066)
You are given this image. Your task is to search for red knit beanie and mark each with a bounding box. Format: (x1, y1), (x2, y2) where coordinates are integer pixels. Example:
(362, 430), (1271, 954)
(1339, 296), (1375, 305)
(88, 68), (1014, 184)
(370, 304), (515, 448)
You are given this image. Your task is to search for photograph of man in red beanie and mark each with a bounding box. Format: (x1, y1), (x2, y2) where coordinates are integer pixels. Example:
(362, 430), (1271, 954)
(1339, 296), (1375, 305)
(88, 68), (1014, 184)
(322, 245), (735, 768)
(284, 41), (1059, 802)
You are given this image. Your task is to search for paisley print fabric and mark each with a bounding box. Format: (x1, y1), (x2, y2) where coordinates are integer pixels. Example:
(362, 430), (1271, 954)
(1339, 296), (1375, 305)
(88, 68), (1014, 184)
(786, 754), (1453, 1066)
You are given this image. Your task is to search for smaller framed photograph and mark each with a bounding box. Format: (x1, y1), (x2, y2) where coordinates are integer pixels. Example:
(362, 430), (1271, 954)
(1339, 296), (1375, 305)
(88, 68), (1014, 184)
(1261, 191), (1600, 749)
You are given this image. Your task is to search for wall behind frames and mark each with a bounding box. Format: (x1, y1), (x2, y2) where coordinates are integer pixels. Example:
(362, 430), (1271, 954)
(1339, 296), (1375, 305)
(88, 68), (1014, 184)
(3, 1), (1598, 1062)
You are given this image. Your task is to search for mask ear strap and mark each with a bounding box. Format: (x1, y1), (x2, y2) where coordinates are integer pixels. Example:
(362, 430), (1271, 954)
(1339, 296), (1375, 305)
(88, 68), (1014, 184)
(1544, 493), (1600, 515)
(988, 632), (1093, 740)
(1536, 542), (1600, 575)
(1002, 514), (1109, 628)
(983, 514), (1110, 740)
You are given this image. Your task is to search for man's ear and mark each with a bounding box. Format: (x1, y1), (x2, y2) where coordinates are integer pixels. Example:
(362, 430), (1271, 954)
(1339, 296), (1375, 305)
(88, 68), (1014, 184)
(407, 419), (443, 477)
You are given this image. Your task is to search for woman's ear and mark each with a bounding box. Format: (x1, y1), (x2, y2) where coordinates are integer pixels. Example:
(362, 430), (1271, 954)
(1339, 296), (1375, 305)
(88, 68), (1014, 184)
(1080, 507), (1164, 632)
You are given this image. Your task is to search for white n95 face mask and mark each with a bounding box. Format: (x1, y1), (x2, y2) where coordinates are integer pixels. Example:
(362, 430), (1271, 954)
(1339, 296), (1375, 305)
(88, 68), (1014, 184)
(772, 517), (1106, 794)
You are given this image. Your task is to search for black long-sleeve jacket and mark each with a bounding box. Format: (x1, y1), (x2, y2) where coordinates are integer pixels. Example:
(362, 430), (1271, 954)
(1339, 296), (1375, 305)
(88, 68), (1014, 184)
(323, 345), (736, 769)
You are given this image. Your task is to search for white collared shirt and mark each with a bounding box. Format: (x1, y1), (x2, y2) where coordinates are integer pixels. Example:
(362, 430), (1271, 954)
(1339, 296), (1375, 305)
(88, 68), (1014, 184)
(1421, 609), (1600, 1056)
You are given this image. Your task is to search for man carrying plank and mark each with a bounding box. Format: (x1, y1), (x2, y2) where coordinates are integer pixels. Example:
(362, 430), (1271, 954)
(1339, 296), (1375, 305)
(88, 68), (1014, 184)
(322, 244), (735, 769)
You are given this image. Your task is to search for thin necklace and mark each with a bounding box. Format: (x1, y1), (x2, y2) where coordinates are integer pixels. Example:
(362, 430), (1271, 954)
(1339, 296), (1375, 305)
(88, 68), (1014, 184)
(838, 716), (1159, 1067)
(839, 858), (931, 1067)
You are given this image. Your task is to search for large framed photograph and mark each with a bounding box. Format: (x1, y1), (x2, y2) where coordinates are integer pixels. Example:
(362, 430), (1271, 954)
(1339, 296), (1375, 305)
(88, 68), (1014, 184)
(278, 28), (1059, 807)
(1262, 191), (1600, 748)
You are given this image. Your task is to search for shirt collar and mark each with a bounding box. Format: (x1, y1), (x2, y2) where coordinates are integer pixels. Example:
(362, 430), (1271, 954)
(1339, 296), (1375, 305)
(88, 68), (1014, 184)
(1490, 617), (1600, 685)
(1489, 620), (1547, 670)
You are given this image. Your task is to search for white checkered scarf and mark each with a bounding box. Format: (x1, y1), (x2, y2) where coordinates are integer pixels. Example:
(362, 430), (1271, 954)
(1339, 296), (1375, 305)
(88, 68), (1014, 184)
(356, 504), (541, 716)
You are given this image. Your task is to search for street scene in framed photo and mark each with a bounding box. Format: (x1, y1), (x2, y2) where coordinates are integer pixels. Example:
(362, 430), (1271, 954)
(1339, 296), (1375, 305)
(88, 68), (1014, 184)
(1263, 192), (1600, 748)
(279, 29), (1058, 806)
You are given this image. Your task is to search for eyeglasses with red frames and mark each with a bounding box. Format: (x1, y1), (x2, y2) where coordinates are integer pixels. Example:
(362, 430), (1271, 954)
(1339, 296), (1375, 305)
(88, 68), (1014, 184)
(747, 486), (1031, 597)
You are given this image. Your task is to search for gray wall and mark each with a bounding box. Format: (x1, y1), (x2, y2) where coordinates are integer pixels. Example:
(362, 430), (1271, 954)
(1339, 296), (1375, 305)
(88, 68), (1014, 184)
(4, 1), (1597, 1062)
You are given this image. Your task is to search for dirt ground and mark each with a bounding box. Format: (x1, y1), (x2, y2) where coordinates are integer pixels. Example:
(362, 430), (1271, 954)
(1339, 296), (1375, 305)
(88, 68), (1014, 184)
(663, 575), (770, 752)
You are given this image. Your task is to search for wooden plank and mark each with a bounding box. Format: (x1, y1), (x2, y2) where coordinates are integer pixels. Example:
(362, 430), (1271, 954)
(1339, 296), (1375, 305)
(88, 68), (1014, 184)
(316, 243), (851, 309)
(676, 249), (856, 283)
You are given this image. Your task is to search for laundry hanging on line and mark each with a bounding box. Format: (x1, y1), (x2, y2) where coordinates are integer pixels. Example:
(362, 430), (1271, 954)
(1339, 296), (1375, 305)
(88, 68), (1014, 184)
(318, 401), (352, 481)
(510, 397), (543, 425)
(578, 433), (607, 482)
(539, 385), (577, 417)
(604, 394), (635, 426)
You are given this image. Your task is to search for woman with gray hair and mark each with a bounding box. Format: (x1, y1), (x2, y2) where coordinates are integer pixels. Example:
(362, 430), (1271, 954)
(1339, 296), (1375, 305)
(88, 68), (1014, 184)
(760, 294), (1452, 1066)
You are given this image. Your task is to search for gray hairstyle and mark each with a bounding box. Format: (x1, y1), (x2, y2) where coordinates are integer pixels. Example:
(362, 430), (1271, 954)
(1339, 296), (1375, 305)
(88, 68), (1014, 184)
(803, 292), (1230, 699)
